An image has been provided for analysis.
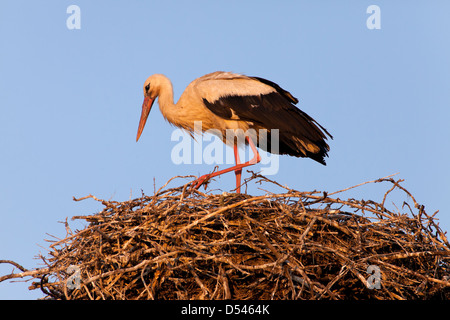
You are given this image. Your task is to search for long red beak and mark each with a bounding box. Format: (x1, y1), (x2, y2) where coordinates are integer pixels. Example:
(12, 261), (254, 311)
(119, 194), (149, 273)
(136, 96), (155, 142)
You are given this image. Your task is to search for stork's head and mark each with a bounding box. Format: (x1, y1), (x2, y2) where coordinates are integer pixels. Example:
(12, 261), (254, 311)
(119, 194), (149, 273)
(136, 74), (164, 142)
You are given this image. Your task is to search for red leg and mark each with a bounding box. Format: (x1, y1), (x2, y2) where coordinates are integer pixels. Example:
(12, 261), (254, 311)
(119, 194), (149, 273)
(234, 143), (242, 193)
(191, 137), (261, 192)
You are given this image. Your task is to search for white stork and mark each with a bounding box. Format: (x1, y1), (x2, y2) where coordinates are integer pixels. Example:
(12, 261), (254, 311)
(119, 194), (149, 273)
(136, 71), (332, 193)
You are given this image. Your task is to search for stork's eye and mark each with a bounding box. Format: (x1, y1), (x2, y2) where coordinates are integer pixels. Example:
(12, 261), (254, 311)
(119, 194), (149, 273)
(145, 84), (150, 92)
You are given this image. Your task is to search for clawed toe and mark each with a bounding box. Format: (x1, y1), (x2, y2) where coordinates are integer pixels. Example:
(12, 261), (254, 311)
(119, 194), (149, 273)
(190, 174), (211, 190)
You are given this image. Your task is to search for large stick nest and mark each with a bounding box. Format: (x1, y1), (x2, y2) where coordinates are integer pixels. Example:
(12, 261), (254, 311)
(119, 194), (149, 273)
(1, 173), (450, 299)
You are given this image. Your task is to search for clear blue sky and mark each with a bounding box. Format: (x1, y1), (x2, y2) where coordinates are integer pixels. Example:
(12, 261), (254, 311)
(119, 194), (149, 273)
(1, 1), (449, 299)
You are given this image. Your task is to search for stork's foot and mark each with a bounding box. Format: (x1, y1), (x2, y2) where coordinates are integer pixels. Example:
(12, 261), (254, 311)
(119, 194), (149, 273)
(190, 174), (213, 190)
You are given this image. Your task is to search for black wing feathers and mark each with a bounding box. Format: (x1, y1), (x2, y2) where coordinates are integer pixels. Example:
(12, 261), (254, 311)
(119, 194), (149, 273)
(201, 76), (332, 165)
(250, 76), (299, 104)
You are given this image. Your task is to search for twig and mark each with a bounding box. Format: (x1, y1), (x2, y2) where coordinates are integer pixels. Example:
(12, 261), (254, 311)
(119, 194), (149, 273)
(328, 173), (399, 196)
